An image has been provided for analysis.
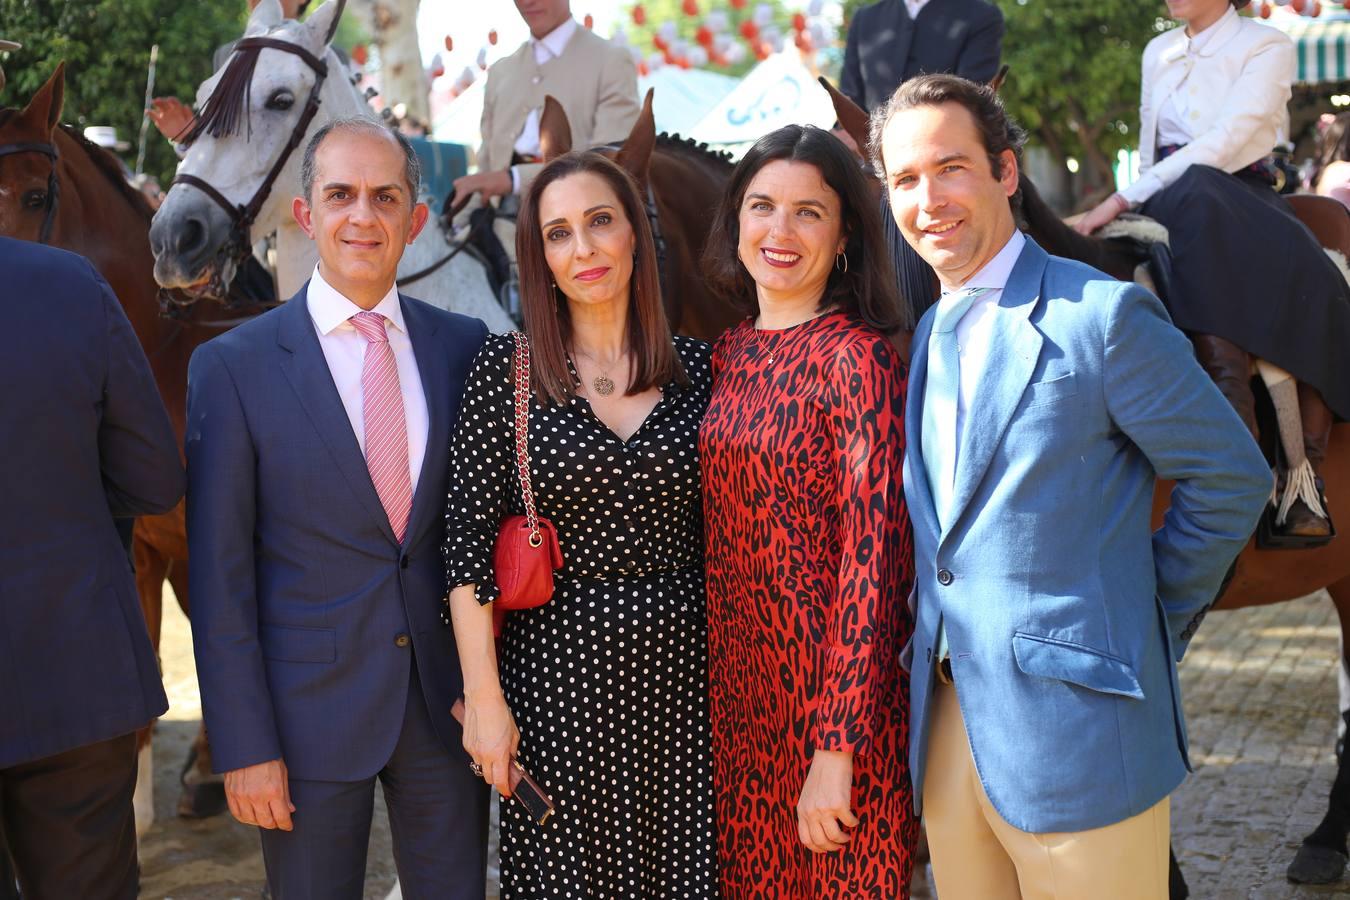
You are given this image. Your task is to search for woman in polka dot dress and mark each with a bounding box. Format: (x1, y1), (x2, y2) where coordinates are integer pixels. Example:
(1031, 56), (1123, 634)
(443, 151), (718, 898)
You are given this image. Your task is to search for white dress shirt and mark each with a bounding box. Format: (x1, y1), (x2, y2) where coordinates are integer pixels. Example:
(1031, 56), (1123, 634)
(509, 17), (579, 193)
(904, 0), (933, 20)
(946, 229), (1026, 450)
(306, 266), (428, 494)
(1154, 11), (1227, 148)
(930, 228), (1024, 661)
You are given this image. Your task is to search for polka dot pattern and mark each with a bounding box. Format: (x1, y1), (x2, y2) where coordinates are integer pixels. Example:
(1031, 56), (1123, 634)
(444, 334), (718, 898)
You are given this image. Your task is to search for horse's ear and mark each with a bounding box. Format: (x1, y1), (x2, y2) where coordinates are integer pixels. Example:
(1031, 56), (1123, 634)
(988, 64), (1009, 94)
(244, 0), (285, 36)
(19, 62), (65, 136)
(539, 96), (572, 162)
(301, 0), (345, 49)
(818, 77), (869, 159)
(615, 89), (656, 187)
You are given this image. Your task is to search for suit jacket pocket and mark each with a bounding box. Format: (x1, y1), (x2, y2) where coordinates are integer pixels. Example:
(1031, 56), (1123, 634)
(259, 623), (336, 664)
(1012, 632), (1143, 699)
(1021, 371), (1078, 409)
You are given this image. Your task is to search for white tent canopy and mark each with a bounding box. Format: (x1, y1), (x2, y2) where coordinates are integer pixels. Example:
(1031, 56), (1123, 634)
(689, 52), (837, 147)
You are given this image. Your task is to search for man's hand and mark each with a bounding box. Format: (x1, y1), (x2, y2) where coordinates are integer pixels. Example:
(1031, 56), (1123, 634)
(147, 96), (195, 142)
(224, 758), (295, 831)
(451, 169), (513, 206)
(1073, 193), (1129, 236)
(796, 748), (858, 853)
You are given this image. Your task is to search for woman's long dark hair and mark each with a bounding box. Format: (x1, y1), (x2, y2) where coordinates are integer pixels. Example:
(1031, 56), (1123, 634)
(701, 124), (909, 333)
(516, 150), (688, 405)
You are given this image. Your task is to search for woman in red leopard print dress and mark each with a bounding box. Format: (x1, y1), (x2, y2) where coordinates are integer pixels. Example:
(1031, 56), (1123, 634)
(699, 126), (919, 898)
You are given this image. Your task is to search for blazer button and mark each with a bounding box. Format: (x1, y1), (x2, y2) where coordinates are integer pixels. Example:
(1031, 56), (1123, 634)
(394, 634), (411, 648)
(400, 555), (410, 570)
(937, 569), (954, 586)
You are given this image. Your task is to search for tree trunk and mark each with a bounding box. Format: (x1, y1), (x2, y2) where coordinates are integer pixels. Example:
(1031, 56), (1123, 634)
(349, 0), (427, 121)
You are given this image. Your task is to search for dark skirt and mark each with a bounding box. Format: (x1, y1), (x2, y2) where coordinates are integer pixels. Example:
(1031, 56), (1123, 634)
(1141, 164), (1350, 420)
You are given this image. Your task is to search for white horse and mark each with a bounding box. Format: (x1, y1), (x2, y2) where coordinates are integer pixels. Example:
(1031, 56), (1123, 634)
(149, 0), (512, 332)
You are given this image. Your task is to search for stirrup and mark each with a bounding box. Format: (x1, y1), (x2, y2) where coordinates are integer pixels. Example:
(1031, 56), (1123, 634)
(1257, 460), (1336, 550)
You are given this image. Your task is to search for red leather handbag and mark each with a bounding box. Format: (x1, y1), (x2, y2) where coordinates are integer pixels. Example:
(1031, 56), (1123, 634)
(491, 332), (563, 636)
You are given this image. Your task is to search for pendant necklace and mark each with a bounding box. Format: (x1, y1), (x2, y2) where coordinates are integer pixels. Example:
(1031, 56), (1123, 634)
(753, 327), (782, 364)
(753, 306), (832, 364)
(573, 347), (619, 396)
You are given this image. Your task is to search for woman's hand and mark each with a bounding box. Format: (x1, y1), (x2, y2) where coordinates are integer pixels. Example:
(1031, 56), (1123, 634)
(1073, 193), (1129, 236)
(463, 687), (519, 797)
(796, 749), (857, 853)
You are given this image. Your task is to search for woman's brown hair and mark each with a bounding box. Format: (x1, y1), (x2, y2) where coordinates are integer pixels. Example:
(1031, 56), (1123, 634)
(516, 151), (688, 405)
(700, 124), (907, 333)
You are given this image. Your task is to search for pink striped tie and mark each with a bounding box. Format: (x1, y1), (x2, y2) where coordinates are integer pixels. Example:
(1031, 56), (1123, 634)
(351, 311), (412, 543)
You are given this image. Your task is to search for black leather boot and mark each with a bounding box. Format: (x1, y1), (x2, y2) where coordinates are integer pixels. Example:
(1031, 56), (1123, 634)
(1191, 334), (1257, 439)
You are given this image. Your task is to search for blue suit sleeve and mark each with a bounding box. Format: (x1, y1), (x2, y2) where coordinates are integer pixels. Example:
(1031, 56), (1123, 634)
(96, 263), (184, 517)
(954, 5), (1004, 84)
(1101, 284), (1270, 659)
(185, 342), (282, 773)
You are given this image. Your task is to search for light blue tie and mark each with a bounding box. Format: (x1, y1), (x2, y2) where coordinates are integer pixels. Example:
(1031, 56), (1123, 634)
(921, 286), (990, 663)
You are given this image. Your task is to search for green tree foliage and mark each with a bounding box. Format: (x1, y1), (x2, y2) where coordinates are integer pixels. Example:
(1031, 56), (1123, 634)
(993, 1), (1167, 198)
(1, 0), (245, 186)
(839, 0), (1168, 201)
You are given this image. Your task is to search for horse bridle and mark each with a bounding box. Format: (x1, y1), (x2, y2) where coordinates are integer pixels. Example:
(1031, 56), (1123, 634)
(169, 36), (329, 306)
(0, 139), (59, 244)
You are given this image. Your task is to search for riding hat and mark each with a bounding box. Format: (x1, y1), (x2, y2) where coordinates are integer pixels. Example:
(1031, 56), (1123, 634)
(0, 39), (21, 52)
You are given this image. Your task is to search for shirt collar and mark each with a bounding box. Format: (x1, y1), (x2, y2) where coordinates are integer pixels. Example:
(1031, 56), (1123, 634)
(533, 17), (578, 61)
(306, 264), (405, 336)
(944, 229), (1026, 296)
(1180, 5), (1239, 58)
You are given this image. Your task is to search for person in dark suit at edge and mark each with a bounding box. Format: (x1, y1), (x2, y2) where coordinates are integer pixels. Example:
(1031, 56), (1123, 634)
(0, 235), (184, 899)
(839, 0), (1005, 326)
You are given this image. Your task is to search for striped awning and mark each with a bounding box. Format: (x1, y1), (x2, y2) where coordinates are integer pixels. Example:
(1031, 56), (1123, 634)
(1261, 13), (1350, 85)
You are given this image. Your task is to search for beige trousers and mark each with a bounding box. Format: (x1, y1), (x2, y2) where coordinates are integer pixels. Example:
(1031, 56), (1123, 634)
(923, 682), (1170, 900)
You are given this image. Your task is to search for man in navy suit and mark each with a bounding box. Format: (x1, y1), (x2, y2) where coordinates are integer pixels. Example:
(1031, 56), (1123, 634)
(840, 0), (1004, 115)
(875, 75), (1270, 899)
(0, 236), (183, 899)
(186, 118), (489, 898)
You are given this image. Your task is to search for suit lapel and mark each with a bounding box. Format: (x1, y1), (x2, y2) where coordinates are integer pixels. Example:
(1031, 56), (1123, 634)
(905, 308), (940, 539)
(944, 239), (1048, 536)
(401, 296), (447, 546)
(277, 283), (398, 545)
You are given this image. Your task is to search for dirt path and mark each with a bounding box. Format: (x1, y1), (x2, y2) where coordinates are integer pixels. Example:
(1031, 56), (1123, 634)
(136, 593), (403, 899)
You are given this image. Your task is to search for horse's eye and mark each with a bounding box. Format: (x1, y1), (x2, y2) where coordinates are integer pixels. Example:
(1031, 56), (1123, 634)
(266, 90), (295, 111)
(22, 190), (47, 210)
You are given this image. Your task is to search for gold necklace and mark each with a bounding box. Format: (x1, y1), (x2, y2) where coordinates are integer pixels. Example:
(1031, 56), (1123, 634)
(752, 326), (782, 364)
(572, 347), (622, 396)
(753, 306), (833, 364)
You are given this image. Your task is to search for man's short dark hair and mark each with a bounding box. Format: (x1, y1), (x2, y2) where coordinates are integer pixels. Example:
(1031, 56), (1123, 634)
(299, 117), (421, 202)
(868, 74), (1027, 213)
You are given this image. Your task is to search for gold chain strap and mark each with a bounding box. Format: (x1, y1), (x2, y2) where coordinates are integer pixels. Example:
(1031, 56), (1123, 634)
(510, 332), (543, 548)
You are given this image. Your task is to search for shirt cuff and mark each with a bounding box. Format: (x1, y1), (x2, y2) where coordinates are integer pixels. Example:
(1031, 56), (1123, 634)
(509, 166), (521, 195)
(1119, 172), (1164, 208)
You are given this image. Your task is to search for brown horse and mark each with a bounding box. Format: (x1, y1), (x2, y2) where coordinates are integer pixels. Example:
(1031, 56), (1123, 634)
(827, 79), (1350, 887)
(0, 64), (234, 830)
(534, 90), (740, 340)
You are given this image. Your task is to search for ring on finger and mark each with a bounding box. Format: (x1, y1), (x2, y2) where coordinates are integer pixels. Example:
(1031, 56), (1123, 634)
(469, 761), (483, 777)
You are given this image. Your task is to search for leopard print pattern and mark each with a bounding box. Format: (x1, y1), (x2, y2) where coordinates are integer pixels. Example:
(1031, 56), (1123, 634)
(700, 310), (918, 898)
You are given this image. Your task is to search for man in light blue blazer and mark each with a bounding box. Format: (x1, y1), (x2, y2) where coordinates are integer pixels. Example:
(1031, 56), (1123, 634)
(186, 119), (489, 897)
(873, 75), (1271, 898)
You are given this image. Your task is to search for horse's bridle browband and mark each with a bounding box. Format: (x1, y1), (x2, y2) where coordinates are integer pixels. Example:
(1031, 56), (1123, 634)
(168, 35), (329, 306)
(0, 140), (60, 244)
